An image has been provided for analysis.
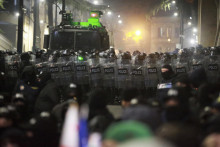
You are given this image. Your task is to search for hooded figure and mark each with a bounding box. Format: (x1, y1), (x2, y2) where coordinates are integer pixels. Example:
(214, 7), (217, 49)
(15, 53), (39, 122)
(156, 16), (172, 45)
(34, 72), (60, 114)
(161, 65), (176, 83)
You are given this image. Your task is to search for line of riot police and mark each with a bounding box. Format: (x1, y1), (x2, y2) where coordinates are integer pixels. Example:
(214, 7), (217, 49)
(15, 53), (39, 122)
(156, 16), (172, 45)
(0, 45), (219, 102)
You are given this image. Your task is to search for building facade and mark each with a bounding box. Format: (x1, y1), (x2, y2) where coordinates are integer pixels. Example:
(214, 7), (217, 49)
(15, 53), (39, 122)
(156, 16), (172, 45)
(150, 16), (180, 53)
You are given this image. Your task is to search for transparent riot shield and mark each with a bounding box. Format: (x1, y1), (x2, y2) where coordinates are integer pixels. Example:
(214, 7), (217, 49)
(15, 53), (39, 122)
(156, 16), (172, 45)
(74, 55), (89, 86)
(5, 54), (20, 92)
(131, 55), (145, 90)
(5, 54), (20, 79)
(116, 59), (132, 90)
(145, 54), (160, 89)
(189, 49), (205, 71)
(101, 58), (116, 89)
(205, 55), (220, 83)
(88, 57), (102, 88)
(48, 55), (61, 85)
(35, 61), (48, 75)
(173, 54), (189, 75)
(56, 55), (74, 86)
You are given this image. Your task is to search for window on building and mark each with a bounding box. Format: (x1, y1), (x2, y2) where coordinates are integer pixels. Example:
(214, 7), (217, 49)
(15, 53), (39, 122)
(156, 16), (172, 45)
(158, 27), (163, 38)
(158, 27), (172, 38)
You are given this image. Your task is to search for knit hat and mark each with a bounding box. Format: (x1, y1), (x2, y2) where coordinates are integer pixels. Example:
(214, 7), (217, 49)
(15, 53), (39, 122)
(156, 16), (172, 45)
(104, 120), (152, 143)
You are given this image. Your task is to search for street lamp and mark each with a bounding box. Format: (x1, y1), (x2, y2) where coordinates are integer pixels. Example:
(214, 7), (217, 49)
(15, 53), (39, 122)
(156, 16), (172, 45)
(93, 0), (98, 5)
(174, 12), (178, 16)
(15, 12), (20, 17)
(135, 30), (141, 36)
(190, 39), (195, 44)
(107, 11), (112, 15)
(193, 28), (197, 33)
(172, 0), (176, 4)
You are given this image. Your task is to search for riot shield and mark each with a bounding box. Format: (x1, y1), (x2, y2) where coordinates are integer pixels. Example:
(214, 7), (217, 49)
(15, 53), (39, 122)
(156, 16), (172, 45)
(145, 54), (160, 89)
(88, 57), (102, 88)
(116, 58), (132, 89)
(205, 55), (220, 83)
(173, 51), (190, 75)
(74, 55), (89, 86)
(131, 54), (145, 89)
(5, 54), (20, 79)
(100, 58), (116, 89)
(189, 49), (205, 71)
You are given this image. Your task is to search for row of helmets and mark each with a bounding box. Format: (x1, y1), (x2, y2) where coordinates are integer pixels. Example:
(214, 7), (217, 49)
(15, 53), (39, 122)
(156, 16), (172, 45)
(2, 46), (220, 88)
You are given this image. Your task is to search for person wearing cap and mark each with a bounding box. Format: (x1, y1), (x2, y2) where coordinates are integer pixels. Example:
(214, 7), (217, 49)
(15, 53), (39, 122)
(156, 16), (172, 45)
(161, 87), (192, 123)
(102, 120), (152, 147)
(120, 88), (140, 108)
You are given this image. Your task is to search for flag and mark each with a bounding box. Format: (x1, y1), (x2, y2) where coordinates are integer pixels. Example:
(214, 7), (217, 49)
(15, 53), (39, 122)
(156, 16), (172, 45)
(88, 133), (102, 147)
(60, 103), (79, 147)
(79, 104), (89, 147)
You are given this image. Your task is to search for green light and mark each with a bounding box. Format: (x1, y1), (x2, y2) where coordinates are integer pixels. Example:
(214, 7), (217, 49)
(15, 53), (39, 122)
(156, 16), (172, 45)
(70, 11), (103, 28)
(78, 56), (84, 61)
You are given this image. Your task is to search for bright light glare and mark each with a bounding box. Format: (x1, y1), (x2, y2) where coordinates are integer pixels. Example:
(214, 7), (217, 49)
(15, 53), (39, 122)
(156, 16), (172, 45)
(15, 12), (20, 17)
(118, 20), (122, 24)
(172, 1), (176, 4)
(78, 56), (84, 61)
(40, 0), (44, 2)
(190, 17), (192, 19)
(193, 28), (197, 33)
(188, 22), (192, 25)
(118, 15), (120, 18)
(93, 0), (98, 5)
(107, 5), (110, 7)
(168, 38), (171, 42)
(190, 39), (195, 44)
(91, 13), (97, 17)
(107, 11), (112, 15)
(135, 30), (141, 36)
(40, 20), (44, 24)
(174, 12), (178, 16)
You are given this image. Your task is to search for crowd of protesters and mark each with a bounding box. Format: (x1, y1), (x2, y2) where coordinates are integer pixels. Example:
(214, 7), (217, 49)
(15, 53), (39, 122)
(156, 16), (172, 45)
(0, 46), (219, 147)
